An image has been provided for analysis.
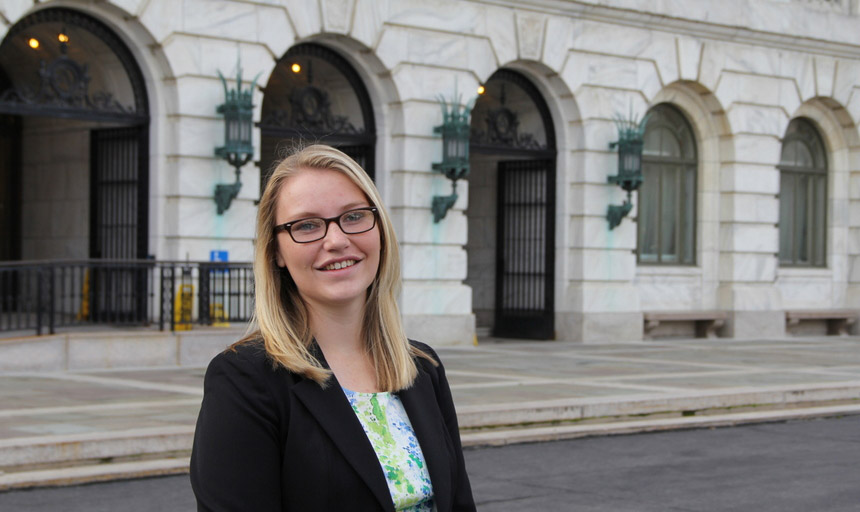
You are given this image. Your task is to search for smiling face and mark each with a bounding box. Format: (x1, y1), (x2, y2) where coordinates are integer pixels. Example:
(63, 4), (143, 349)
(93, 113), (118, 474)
(274, 167), (381, 314)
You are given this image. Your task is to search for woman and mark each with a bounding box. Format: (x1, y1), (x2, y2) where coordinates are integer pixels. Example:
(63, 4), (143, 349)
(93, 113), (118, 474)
(190, 145), (475, 511)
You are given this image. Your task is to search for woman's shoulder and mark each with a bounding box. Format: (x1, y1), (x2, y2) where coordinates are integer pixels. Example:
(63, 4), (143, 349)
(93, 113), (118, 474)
(207, 337), (282, 379)
(203, 337), (300, 404)
(216, 337), (267, 363)
(408, 339), (443, 370)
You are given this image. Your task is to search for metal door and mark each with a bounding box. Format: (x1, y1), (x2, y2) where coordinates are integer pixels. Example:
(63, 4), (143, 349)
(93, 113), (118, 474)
(493, 159), (555, 339)
(89, 126), (149, 322)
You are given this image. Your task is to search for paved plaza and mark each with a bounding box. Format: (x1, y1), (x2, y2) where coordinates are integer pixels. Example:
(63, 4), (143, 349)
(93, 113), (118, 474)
(1, 335), (859, 489)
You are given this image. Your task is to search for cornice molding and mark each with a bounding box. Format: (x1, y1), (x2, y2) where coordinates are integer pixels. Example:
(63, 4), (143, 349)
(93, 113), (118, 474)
(476, 0), (860, 60)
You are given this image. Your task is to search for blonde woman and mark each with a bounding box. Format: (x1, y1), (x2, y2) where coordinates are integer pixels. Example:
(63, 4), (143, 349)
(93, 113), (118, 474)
(190, 145), (475, 511)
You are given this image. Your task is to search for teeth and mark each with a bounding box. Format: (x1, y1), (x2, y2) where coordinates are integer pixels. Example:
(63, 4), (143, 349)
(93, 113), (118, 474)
(324, 260), (356, 271)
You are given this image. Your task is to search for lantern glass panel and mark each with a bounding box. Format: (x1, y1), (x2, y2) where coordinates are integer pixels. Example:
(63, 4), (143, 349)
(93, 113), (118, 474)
(623, 152), (640, 177)
(227, 118), (238, 143)
(446, 138), (457, 159)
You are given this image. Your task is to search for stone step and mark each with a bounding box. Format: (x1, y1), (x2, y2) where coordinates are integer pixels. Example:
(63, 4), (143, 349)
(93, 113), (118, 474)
(0, 457), (190, 491)
(460, 403), (860, 447)
(0, 426), (194, 471)
(455, 382), (860, 429)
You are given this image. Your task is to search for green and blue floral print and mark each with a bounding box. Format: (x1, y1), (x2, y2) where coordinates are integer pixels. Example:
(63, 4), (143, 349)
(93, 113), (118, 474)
(342, 388), (434, 511)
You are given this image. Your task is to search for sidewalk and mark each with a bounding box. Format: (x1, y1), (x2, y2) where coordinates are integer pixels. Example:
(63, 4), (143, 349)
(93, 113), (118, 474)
(1, 333), (859, 489)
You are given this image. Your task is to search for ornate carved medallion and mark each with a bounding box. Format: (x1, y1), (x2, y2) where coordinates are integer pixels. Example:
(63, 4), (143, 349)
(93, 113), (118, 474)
(0, 40), (134, 115)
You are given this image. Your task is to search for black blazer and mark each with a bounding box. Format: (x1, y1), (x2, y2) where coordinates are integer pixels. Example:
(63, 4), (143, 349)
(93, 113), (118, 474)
(190, 339), (476, 511)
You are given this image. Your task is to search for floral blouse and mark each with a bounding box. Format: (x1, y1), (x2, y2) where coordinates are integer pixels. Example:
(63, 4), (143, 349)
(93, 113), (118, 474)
(342, 388), (435, 511)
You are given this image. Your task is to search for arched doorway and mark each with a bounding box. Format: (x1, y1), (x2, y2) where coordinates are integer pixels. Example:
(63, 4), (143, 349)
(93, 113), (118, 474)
(0, 7), (149, 262)
(0, 7), (150, 321)
(258, 43), (375, 189)
(466, 70), (556, 340)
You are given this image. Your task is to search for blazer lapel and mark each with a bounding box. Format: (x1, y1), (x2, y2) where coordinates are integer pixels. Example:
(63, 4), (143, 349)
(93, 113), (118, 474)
(399, 368), (452, 512)
(293, 377), (394, 511)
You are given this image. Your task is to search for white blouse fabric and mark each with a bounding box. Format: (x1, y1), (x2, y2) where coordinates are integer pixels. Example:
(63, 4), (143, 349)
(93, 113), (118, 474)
(342, 388), (435, 511)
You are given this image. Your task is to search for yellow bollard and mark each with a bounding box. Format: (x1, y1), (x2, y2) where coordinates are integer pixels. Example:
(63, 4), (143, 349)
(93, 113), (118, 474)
(174, 284), (194, 331)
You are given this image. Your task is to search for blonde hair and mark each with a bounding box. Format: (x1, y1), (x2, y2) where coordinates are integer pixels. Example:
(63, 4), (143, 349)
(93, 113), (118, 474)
(242, 144), (433, 390)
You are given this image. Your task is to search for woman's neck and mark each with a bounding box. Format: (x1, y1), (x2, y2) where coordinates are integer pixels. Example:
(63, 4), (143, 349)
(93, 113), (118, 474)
(307, 302), (380, 392)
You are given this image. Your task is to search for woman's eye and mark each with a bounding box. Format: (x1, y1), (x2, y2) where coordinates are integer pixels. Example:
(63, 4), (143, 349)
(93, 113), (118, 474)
(294, 220), (322, 232)
(343, 211), (366, 223)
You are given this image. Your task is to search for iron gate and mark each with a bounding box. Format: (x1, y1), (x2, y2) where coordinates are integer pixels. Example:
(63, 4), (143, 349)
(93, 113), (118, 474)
(89, 126), (149, 322)
(493, 159), (555, 339)
(0, 114), (19, 262)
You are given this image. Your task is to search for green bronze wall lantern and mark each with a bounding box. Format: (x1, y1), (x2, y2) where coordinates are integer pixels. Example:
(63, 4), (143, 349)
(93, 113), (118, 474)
(606, 112), (649, 230)
(432, 94), (475, 222)
(214, 65), (259, 215)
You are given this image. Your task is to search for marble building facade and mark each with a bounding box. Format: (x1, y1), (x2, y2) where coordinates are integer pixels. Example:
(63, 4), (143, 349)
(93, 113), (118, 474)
(1, 0), (858, 344)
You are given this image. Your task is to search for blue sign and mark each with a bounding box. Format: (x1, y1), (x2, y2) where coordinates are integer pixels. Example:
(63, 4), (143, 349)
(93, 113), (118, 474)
(210, 250), (229, 262)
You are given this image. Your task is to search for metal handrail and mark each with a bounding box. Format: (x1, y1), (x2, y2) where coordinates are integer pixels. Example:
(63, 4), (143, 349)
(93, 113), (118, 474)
(0, 259), (254, 336)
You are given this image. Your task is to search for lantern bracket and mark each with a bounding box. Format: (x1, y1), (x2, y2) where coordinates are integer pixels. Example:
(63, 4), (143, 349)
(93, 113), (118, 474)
(214, 63), (260, 215)
(606, 110), (649, 230)
(431, 91), (475, 223)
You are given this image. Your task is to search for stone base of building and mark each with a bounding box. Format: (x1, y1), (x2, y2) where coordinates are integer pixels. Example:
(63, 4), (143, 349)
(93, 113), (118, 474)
(403, 314), (476, 347)
(0, 327), (244, 373)
(556, 312), (645, 343)
(728, 310), (786, 339)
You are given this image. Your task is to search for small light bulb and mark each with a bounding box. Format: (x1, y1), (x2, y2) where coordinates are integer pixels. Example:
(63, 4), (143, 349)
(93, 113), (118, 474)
(291, 63), (301, 73)
(477, 85), (485, 95)
(58, 33), (69, 43)
(28, 38), (40, 49)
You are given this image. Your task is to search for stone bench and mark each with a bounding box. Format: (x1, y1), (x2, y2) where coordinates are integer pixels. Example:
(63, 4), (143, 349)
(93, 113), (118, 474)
(644, 311), (728, 339)
(785, 309), (858, 336)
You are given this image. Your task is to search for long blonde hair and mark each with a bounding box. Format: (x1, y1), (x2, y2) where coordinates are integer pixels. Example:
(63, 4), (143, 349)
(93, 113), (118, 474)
(242, 144), (433, 390)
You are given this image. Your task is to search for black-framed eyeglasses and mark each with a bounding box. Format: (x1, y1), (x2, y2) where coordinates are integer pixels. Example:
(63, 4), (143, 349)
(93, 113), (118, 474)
(274, 207), (379, 243)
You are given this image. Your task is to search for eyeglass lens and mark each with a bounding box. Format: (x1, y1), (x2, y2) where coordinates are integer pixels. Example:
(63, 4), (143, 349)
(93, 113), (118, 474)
(290, 208), (376, 242)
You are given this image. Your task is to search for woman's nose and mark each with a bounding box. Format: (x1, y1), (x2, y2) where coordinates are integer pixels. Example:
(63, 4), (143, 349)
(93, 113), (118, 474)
(322, 220), (350, 248)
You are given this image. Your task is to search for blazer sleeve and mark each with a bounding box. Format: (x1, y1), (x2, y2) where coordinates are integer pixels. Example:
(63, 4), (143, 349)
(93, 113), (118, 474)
(190, 346), (284, 511)
(418, 343), (477, 511)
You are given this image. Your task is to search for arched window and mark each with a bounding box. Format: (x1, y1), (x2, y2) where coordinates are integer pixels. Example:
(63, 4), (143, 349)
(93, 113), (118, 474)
(637, 104), (697, 265)
(778, 118), (827, 267)
(258, 43), (375, 193)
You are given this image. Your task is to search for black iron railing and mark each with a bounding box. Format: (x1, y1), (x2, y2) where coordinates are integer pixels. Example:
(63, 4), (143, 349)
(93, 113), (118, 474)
(0, 259), (254, 335)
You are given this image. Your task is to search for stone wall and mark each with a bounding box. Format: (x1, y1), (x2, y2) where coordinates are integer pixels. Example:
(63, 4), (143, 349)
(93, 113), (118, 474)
(20, 118), (91, 260)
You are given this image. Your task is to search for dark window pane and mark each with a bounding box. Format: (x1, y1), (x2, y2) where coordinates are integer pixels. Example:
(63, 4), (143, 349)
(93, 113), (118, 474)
(638, 163), (660, 262)
(813, 175), (826, 266)
(779, 173), (794, 263)
(660, 166), (678, 263)
(682, 166), (696, 264)
(795, 174), (809, 264)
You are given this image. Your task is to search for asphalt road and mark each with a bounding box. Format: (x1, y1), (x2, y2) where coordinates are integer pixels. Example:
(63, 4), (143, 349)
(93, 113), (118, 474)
(2, 415), (858, 511)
